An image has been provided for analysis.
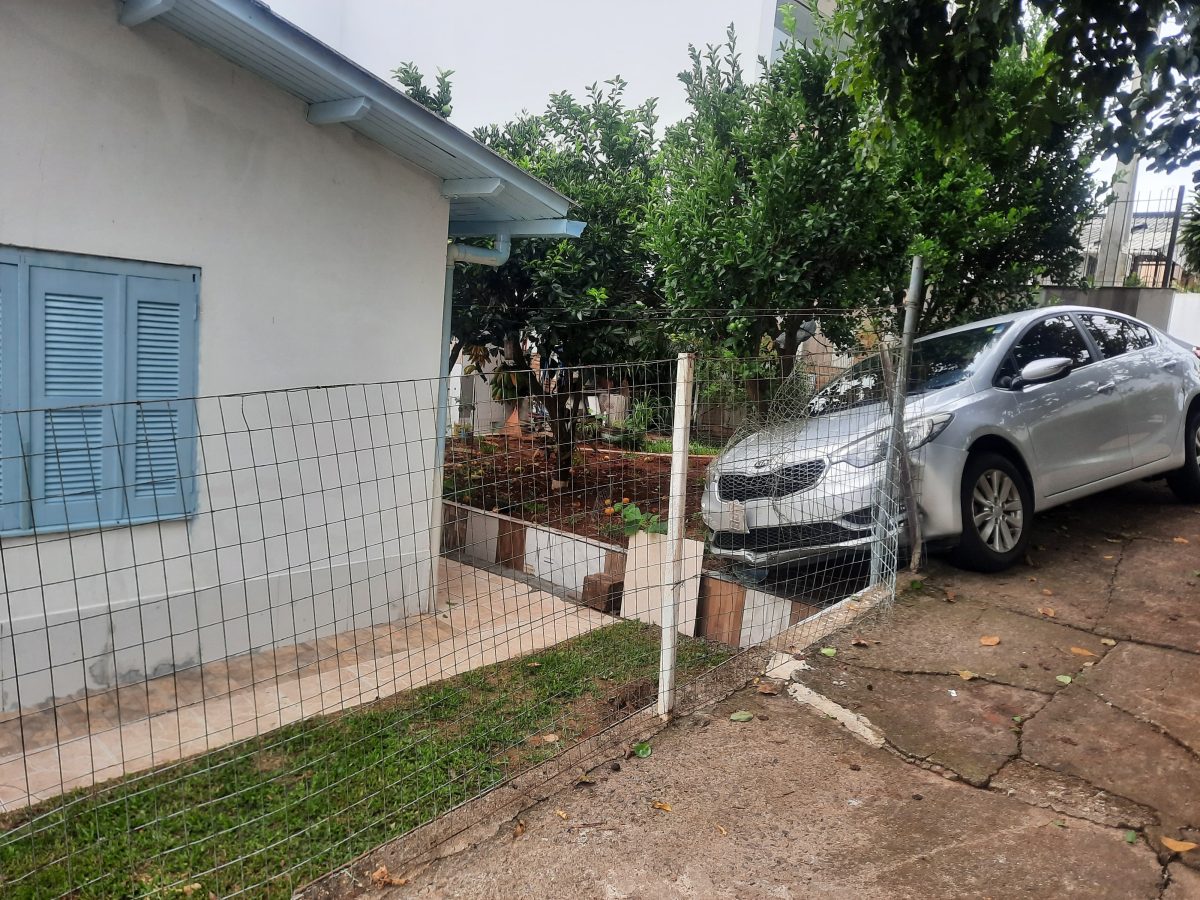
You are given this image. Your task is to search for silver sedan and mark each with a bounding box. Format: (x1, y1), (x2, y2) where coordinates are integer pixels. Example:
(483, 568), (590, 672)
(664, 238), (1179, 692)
(702, 306), (1200, 572)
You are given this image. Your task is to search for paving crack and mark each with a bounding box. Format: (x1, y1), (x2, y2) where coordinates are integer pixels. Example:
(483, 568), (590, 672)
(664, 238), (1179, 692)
(1098, 536), (1129, 632)
(1076, 681), (1200, 763)
(827, 656), (1054, 695)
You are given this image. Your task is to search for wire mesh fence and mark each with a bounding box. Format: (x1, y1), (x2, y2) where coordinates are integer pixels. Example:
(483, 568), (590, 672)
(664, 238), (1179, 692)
(0, 321), (912, 897)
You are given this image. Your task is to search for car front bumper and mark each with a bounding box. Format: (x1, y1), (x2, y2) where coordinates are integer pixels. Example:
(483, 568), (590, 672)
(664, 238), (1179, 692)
(700, 443), (966, 567)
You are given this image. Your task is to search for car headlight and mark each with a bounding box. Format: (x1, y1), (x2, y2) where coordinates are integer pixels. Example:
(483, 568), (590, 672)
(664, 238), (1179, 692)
(834, 413), (953, 469)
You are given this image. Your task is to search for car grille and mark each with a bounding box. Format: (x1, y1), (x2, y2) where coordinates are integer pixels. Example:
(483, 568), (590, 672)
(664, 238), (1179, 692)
(712, 522), (862, 553)
(717, 460), (826, 502)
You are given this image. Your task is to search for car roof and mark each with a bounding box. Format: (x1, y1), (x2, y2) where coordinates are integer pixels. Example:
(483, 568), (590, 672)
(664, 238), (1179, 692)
(915, 305), (1143, 343)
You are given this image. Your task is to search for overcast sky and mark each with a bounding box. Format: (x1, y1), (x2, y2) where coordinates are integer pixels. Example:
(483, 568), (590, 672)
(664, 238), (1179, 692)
(269, 0), (1193, 196)
(269, 0), (772, 136)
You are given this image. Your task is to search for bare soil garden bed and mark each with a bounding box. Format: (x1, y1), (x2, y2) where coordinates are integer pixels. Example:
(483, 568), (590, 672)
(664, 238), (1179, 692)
(443, 436), (714, 546)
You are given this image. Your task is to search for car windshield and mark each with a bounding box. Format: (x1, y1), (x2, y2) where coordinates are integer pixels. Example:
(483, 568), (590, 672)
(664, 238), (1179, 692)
(808, 322), (1011, 415)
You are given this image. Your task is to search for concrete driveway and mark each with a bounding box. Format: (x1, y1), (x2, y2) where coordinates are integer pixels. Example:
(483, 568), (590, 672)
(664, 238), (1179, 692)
(363, 480), (1200, 899)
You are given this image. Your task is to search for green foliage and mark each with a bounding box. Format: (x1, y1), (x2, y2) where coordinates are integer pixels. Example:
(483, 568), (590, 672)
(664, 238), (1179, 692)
(649, 30), (1097, 345)
(456, 78), (668, 370)
(647, 31), (906, 356)
(391, 60), (454, 118)
(611, 500), (667, 536)
(487, 363), (534, 402)
(832, 0), (1200, 180)
(1182, 200), (1200, 274)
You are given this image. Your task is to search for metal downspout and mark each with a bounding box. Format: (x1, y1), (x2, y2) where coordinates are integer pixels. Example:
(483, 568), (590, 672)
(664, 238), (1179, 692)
(427, 235), (512, 611)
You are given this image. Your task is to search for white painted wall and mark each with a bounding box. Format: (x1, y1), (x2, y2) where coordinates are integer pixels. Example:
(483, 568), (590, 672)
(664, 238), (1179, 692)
(0, 0), (450, 709)
(1168, 293), (1200, 345)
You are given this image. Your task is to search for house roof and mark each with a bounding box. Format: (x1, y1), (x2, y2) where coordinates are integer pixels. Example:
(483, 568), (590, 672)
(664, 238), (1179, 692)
(119, 0), (573, 234)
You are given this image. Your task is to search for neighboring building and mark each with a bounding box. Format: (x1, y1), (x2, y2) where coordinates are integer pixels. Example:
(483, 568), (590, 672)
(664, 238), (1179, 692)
(0, 0), (574, 710)
(1078, 201), (1196, 290)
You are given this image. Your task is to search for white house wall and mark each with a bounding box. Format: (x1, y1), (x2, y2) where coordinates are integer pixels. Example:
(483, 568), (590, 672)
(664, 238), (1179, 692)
(0, 0), (448, 710)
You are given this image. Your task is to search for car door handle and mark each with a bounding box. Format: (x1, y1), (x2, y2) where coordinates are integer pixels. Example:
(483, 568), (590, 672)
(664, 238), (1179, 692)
(1097, 381), (1116, 394)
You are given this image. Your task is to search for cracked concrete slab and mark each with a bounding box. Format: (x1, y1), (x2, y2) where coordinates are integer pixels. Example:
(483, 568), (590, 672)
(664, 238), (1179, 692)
(1021, 689), (1200, 827)
(385, 688), (1163, 900)
(797, 660), (1043, 785)
(1101, 539), (1200, 653)
(989, 759), (1155, 829)
(814, 594), (1110, 693)
(1165, 863), (1200, 900)
(1084, 642), (1200, 754)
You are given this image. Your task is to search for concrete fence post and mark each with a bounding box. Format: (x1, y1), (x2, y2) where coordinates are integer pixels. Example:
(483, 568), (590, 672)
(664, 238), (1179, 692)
(658, 351), (695, 718)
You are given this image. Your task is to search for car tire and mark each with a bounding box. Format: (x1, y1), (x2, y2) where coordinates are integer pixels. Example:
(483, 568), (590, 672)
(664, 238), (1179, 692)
(951, 452), (1034, 573)
(1166, 408), (1200, 503)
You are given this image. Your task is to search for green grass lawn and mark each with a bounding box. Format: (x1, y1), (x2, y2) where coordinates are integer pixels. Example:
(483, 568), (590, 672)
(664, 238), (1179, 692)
(0, 621), (731, 899)
(642, 437), (725, 456)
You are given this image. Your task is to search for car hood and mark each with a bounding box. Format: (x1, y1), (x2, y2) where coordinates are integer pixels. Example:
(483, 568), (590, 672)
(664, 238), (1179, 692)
(713, 385), (965, 473)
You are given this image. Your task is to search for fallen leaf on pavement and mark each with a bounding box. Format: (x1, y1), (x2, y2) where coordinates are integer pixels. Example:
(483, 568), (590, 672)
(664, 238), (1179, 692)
(979, 635), (1001, 646)
(1173, 537), (1191, 544)
(632, 742), (652, 758)
(555, 809), (568, 820)
(730, 710), (755, 722)
(1125, 830), (1138, 844)
(574, 774), (597, 788)
(651, 801), (672, 812)
(820, 647), (837, 657)
(958, 670), (976, 680)
(1100, 638), (1117, 646)
(1162, 837), (1198, 854)
(756, 681), (781, 695)
(370, 866), (408, 887)
(1069, 647), (1097, 657)
(1037, 606), (1056, 617)
(514, 819), (526, 838)
(1041, 588), (1054, 596)
(1056, 675), (1073, 685)
(715, 824), (728, 836)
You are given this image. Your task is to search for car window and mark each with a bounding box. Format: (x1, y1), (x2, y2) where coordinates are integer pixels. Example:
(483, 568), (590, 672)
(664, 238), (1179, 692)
(1080, 314), (1154, 358)
(1011, 315), (1093, 370)
(1126, 320), (1155, 350)
(807, 322), (1010, 414)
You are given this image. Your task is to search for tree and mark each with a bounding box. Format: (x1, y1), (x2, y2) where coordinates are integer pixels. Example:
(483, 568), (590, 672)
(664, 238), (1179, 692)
(394, 65), (667, 485)
(392, 61), (454, 118)
(900, 39), (1100, 332)
(646, 31), (908, 368)
(833, 0), (1200, 178)
(648, 29), (1097, 353)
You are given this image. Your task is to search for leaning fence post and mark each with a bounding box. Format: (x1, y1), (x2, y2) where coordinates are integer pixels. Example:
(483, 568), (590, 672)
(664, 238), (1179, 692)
(872, 256), (923, 583)
(658, 351), (695, 718)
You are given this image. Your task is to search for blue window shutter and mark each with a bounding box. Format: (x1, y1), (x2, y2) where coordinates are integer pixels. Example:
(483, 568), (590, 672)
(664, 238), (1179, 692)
(123, 275), (198, 520)
(0, 262), (20, 531)
(28, 267), (125, 530)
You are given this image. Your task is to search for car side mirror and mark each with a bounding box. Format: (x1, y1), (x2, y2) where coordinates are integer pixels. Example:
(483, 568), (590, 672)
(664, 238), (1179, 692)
(1011, 357), (1073, 390)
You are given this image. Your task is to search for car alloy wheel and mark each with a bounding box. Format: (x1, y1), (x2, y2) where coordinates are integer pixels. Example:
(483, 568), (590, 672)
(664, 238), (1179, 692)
(971, 468), (1024, 553)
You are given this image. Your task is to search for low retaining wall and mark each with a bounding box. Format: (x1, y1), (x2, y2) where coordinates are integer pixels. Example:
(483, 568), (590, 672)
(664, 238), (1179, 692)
(442, 501), (820, 649)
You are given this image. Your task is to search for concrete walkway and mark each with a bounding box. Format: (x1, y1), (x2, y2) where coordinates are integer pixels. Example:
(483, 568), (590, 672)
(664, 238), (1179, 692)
(374, 480), (1200, 899)
(0, 558), (610, 811)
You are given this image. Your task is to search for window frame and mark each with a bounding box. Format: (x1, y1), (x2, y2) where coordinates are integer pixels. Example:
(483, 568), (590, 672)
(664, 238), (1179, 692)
(993, 313), (1097, 390)
(0, 245), (201, 536)
(1077, 312), (1158, 361)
